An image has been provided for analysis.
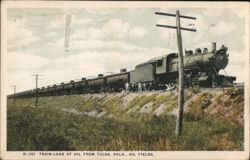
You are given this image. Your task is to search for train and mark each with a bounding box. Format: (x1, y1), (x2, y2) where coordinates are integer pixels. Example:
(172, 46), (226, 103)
(8, 42), (236, 99)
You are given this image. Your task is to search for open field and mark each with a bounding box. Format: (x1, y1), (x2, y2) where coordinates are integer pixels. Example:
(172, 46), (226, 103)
(7, 87), (244, 151)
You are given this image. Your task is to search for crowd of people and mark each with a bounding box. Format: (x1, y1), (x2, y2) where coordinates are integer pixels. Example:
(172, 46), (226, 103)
(124, 81), (176, 93)
(125, 82), (148, 93)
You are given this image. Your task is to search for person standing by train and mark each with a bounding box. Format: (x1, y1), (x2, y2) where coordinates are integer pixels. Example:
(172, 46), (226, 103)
(142, 83), (146, 92)
(125, 82), (130, 93)
(131, 81), (135, 92)
(148, 82), (152, 91)
(138, 82), (142, 92)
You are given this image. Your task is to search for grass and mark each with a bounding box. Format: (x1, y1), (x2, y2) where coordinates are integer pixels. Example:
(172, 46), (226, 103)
(7, 89), (244, 151)
(127, 94), (158, 110)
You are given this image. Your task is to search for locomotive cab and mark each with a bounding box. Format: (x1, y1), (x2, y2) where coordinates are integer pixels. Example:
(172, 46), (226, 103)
(156, 57), (167, 74)
(152, 53), (178, 75)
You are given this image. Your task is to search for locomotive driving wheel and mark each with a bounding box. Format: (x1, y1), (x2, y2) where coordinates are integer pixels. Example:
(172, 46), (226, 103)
(192, 81), (195, 87)
(211, 79), (218, 88)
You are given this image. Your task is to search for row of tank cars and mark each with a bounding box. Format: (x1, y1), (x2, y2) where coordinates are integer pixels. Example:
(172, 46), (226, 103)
(8, 42), (236, 99)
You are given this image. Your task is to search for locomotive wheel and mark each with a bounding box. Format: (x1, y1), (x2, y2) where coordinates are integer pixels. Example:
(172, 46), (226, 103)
(192, 81), (195, 87)
(212, 80), (218, 88)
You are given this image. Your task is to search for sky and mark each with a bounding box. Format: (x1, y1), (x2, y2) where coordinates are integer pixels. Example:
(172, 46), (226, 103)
(5, 6), (248, 94)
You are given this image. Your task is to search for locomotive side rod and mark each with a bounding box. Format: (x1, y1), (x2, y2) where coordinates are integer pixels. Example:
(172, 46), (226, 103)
(155, 10), (196, 136)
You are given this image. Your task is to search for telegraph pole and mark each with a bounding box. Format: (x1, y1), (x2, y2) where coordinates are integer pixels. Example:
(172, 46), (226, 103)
(11, 85), (17, 105)
(31, 74), (43, 107)
(155, 10), (196, 136)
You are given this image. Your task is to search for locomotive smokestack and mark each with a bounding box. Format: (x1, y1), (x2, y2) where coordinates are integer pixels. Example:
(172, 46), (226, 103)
(212, 42), (216, 53)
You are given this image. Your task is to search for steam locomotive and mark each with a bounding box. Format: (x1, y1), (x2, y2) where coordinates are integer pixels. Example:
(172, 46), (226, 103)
(8, 42), (236, 99)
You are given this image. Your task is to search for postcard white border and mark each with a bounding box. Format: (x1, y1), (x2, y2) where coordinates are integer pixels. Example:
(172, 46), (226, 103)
(1, 1), (249, 160)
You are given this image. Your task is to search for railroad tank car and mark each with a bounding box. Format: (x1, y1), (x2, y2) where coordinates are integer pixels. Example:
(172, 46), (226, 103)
(18, 91), (24, 98)
(43, 86), (49, 96)
(87, 74), (106, 93)
(45, 86), (53, 96)
(29, 89), (36, 98)
(52, 85), (57, 96)
(37, 88), (42, 96)
(64, 80), (75, 95)
(106, 69), (129, 92)
(54, 83), (64, 95)
(74, 78), (87, 94)
(14, 92), (21, 98)
(23, 90), (29, 98)
(40, 87), (45, 96)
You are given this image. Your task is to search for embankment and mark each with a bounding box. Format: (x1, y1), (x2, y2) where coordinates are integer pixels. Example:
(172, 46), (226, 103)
(7, 87), (244, 151)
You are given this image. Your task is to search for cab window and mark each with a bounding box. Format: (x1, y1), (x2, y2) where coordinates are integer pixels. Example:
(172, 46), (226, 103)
(157, 59), (163, 67)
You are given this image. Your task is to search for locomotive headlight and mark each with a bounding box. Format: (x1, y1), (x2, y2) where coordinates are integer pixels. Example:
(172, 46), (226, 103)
(213, 50), (229, 70)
